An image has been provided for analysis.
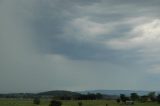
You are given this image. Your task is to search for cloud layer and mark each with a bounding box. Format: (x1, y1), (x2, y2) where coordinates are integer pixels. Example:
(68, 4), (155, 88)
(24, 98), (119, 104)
(1, 0), (160, 93)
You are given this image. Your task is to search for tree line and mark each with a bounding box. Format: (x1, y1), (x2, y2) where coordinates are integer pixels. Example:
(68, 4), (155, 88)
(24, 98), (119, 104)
(117, 92), (160, 104)
(0, 93), (103, 100)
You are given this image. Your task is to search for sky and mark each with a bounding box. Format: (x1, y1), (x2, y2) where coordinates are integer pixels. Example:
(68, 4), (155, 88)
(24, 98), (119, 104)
(1, 0), (160, 93)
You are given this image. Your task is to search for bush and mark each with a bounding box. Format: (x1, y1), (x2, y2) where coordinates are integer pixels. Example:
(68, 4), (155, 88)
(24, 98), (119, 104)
(78, 102), (82, 106)
(49, 100), (62, 106)
(33, 97), (40, 105)
(157, 94), (160, 103)
(116, 99), (120, 103)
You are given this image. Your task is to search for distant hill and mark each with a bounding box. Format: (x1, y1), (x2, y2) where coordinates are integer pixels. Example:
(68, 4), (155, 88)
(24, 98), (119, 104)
(37, 90), (81, 97)
(79, 90), (158, 96)
(1, 90), (160, 99)
(0, 90), (81, 98)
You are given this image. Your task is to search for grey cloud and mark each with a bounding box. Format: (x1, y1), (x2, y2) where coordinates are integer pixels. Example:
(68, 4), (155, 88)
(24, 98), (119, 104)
(1, 0), (160, 93)
(31, 0), (159, 61)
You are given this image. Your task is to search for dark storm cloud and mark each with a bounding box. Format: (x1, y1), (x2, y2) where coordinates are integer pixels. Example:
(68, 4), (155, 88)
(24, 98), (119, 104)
(31, 0), (105, 59)
(29, 0), (160, 62)
(2, 0), (160, 93)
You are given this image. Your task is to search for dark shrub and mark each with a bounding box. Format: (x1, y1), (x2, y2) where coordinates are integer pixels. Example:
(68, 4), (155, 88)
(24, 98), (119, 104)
(33, 97), (40, 105)
(49, 100), (62, 106)
(120, 94), (127, 103)
(78, 102), (82, 106)
(130, 93), (139, 101)
(116, 99), (120, 103)
(140, 96), (148, 103)
(157, 94), (160, 103)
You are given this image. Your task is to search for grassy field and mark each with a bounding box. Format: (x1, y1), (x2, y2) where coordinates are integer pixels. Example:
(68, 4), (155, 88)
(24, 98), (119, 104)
(0, 99), (160, 106)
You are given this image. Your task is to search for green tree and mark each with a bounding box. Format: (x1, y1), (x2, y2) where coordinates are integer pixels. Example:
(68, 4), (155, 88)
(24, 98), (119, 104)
(130, 93), (139, 101)
(96, 93), (103, 99)
(157, 94), (160, 103)
(148, 92), (156, 102)
(120, 94), (127, 103)
(140, 95), (148, 102)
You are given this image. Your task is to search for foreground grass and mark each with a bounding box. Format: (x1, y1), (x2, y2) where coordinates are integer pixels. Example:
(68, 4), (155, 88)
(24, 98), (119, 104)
(0, 99), (160, 106)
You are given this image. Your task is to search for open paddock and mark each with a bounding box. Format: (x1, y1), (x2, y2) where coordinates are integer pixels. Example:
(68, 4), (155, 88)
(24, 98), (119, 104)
(0, 99), (160, 106)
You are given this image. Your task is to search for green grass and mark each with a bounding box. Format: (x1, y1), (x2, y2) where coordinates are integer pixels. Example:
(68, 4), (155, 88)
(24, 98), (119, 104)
(0, 99), (160, 106)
